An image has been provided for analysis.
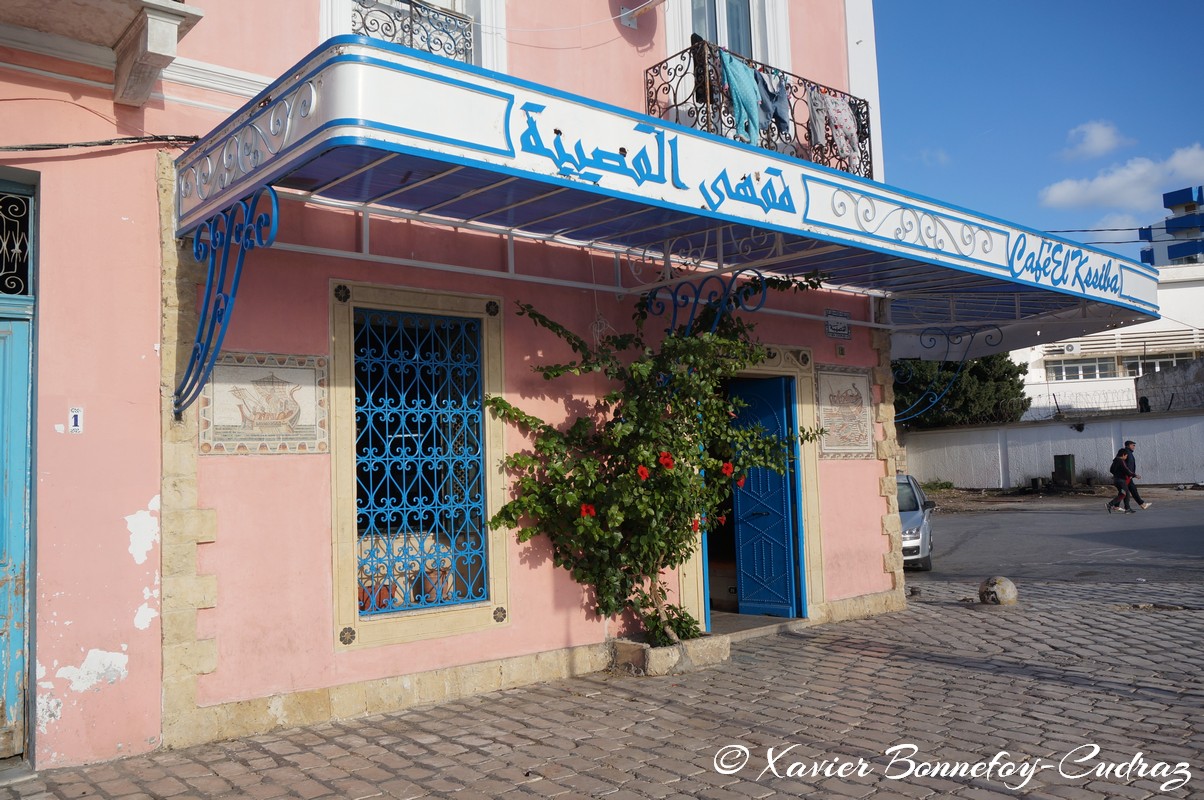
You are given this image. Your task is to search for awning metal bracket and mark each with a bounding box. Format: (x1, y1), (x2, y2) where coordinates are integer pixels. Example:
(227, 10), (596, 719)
(893, 325), (1002, 423)
(173, 186), (279, 418)
(644, 267), (767, 335)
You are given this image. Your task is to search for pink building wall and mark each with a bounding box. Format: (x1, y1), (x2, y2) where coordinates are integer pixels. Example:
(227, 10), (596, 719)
(193, 246), (621, 705)
(192, 240), (890, 705)
(0, 76), (166, 764)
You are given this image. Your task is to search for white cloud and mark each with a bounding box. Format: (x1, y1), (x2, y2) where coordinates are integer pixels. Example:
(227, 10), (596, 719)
(1039, 143), (1204, 211)
(1061, 120), (1134, 160)
(919, 148), (951, 167)
(1083, 212), (1142, 246)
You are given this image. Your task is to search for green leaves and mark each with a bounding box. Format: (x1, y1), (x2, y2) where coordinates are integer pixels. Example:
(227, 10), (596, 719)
(488, 296), (803, 636)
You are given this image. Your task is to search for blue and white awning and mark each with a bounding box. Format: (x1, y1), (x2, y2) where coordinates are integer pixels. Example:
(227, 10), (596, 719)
(174, 35), (1158, 363)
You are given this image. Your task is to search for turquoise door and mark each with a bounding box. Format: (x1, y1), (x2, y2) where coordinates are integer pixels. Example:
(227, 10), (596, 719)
(729, 377), (803, 618)
(0, 318), (29, 757)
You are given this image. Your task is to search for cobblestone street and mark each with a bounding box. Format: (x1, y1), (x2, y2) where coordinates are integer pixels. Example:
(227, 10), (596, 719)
(5, 580), (1202, 799)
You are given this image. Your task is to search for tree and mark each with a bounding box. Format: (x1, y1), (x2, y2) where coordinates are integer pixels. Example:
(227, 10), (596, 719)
(485, 298), (817, 647)
(893, 353), (1030, 429)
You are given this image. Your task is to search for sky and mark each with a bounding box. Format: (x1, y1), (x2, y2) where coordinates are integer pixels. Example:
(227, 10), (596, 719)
(873, 0), (1204, 262)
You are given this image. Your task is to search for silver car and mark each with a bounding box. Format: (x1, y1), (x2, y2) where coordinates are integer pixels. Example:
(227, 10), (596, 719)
(897, 474), (934, 571)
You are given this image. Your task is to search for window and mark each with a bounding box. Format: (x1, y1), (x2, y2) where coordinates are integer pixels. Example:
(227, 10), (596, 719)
(667, 0), (788, 68)
(354, 308), (487, 614)
(1122, 352), (1195, 378)
(1045, 357), (1118, 381)
(692, 0), (753, 58)
(332, 284), (507, 647)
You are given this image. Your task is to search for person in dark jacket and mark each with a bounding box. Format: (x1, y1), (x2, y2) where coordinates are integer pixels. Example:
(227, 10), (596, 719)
(1107, 448), (1136, 513)
(1124, 440), (1152, 509)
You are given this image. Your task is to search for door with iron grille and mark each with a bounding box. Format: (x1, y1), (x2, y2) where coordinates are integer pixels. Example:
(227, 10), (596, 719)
(0, 185), (33, 758)
(353, 308), (488, 615)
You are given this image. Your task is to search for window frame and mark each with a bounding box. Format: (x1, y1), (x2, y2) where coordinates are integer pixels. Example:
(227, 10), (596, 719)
(666, 0), (790, 71)
(331, 282), (508, 649)
(1044, 356), (1119, 381)
(1122, 352), (1195, 378)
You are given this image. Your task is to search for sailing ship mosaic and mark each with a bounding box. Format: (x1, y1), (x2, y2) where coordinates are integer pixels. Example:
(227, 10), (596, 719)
(199, 353), (328, 454)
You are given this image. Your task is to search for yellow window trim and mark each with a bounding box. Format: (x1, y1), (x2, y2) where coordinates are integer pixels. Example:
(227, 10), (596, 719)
(330, 282), (509, 649)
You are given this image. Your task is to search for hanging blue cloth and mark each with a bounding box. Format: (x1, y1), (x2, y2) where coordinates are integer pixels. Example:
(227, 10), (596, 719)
(719, 50), (760, 143)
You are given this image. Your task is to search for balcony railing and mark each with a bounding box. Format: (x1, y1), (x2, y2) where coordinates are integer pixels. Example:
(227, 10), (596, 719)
(353, 0), (473, 64)
(646, 38), (873, 180)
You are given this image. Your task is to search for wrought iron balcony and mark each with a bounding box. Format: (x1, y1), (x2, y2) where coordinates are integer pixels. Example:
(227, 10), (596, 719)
(352, 0), (473, 64)
(646, 38), (873, 180)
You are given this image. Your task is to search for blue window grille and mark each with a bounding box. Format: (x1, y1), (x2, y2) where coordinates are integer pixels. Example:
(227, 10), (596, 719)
(354, 308), (488, 614)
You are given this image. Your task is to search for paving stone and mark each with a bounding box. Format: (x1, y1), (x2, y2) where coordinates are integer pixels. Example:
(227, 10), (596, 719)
(3, 581), (1204, 799)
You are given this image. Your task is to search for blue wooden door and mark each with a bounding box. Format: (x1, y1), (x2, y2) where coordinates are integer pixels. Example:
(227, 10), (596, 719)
(729, 377), (800, 617)
(0, 320), (29, 757)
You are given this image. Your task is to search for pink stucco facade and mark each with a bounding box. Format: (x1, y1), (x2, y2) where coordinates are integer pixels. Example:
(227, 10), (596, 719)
(1, 0), (900, 768)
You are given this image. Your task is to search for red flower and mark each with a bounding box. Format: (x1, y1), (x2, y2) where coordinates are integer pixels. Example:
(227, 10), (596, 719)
(736, 476), (746, 488)
(717, 515), (727, 526)
(637, 465), (650, 481)
(721, 462), (734, 477)
(691, 518), (700, 532)
(580, 503), (596, 517)
(658, 451), (675, 470)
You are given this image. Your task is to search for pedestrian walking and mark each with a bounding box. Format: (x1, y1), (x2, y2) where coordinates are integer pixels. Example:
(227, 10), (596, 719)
(1107, 448), (1136, 513)
(1124, 439), (1153, 510)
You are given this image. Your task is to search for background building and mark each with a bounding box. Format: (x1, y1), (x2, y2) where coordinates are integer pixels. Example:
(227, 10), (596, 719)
(1012, 186), (1204, 420)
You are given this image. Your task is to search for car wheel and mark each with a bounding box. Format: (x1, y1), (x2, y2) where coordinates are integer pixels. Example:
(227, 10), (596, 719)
(916, 555), (932, 571)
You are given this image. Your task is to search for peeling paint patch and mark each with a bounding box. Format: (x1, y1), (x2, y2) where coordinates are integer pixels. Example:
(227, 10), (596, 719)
(126, 495), (161, 565)
(55, 649), (129, 692)
(36, 661), (53, 690)
(268, 695), (286, 726)
(134, 604), (158, 630)
(135, 583), (161, 631)
(36, 693), (62, 733)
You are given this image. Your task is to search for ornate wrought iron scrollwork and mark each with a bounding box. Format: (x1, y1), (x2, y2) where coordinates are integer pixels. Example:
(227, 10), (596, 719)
(829, 188), (995, 259)
(173, 187), (279, 418)
(178, 81), (316, 212)
(0, 192), (31, 296)
(644, 268), (768, 335)
(893, 326), (1003, 423)
(644, 38), (873, 179)
(353, 0), (474, 63)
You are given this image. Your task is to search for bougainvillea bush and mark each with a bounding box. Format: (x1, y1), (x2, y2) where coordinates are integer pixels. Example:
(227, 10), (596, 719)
(486, 297), (814, 645)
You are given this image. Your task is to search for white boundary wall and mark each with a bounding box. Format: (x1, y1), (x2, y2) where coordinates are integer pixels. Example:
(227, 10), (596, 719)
(901, 411), (1204, 488)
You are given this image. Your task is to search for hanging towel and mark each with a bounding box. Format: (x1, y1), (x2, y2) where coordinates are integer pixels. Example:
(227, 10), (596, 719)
(807, 88), (828, 150)
(824, 94), (862, 170)
(755, 71), (792, 136)
(719, 50), (760, 143)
